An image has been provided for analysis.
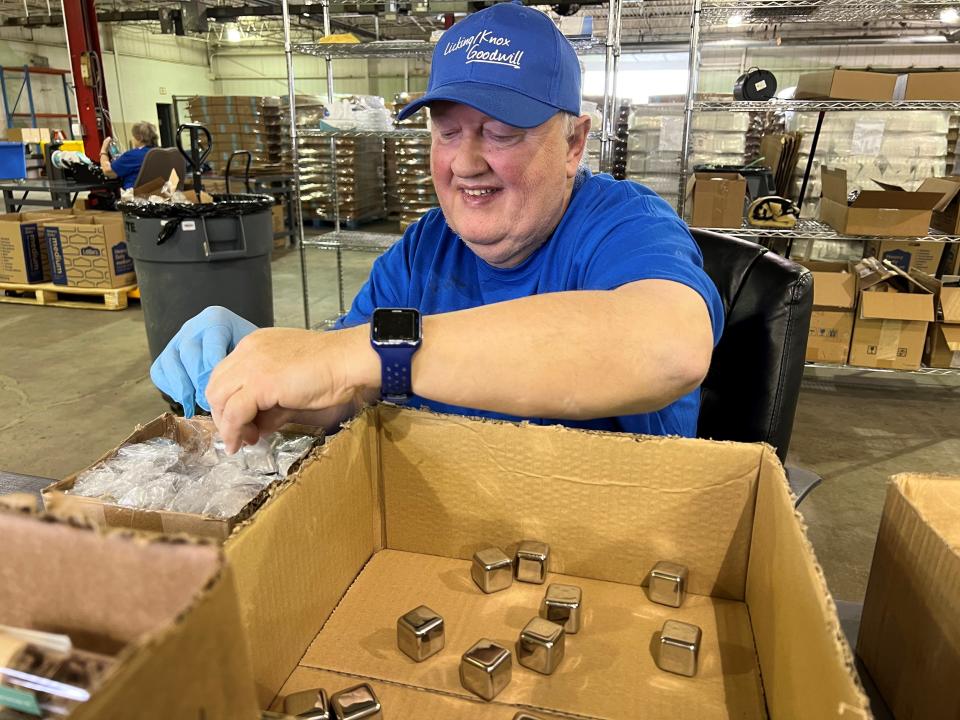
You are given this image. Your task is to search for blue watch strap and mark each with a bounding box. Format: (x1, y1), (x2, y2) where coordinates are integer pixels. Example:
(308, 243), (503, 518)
(378, 345), (415, 402)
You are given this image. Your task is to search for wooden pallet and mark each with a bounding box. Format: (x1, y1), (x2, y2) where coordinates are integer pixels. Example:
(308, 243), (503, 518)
(0, 281), (137, 311)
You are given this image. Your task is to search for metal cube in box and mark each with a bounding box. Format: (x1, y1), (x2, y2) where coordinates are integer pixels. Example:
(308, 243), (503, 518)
(460, 639), (512, 701)
(516, 540), (550, 584)
(328, 683), (382, 719)
(648, 561), (688, 608)
(656, 619), (701, 677)
(540, 583), (582, 634)
(471, 547), (513, 593)
(397, 605), (444, 662)
(283, 687), (330, 719)
(517, 617), (565, 675)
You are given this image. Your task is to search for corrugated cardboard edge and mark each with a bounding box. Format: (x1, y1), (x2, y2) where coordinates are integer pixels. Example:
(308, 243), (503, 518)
(747, 446), (872, 719)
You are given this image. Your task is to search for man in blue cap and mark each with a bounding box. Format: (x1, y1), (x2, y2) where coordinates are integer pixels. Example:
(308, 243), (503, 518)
(152, 1), (723, 454)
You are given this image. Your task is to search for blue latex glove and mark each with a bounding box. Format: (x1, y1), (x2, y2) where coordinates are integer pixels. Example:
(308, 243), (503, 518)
(150, 306), (257, 417)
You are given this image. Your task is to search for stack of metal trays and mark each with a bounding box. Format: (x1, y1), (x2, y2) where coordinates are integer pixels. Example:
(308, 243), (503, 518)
(292, 134), (386, 224)
(388, 94), (438, 230)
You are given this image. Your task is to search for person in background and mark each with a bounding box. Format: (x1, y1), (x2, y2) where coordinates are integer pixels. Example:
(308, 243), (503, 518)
(99, 121), (159, 189)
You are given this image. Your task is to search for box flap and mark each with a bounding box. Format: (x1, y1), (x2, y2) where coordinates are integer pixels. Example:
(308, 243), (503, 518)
(804, 261), (856, 308)
(941, 324), (960, 351)
(872, 179), (907, 192)
(821, 167), (849, 203)
(851, 190), (944, 211)
(941, 276), (960, 323)
(860, 292), (934, 322)
(917, 177), (960, 213)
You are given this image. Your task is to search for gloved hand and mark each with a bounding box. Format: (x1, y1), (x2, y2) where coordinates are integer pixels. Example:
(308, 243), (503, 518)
(150, 306), (258, 417)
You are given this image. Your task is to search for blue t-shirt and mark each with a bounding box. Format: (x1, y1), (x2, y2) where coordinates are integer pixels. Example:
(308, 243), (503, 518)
(337, 169), (724, 437)
(111, 146), (151, 189)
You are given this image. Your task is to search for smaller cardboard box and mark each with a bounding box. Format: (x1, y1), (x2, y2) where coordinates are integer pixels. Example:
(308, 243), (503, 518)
(848, 257), (935, 370)
(917, 176), (960, 235)
(922, 273), (960, 368)
(0, 212), (54, 283)
(819, 167), (943, 237)
(803, 260), (856, 364)
(3, 127), (51, 144)
(858, 473), (960, 720)
(795, 69), (898, 101)
(897, 71), (960, 101)
(43, 213), (136, 289)
(686, 172), (746, 228)
(862, 239), (946, 274)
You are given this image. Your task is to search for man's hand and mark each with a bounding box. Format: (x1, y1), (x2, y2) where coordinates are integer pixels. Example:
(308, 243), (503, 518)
(205, 325), (379, 453)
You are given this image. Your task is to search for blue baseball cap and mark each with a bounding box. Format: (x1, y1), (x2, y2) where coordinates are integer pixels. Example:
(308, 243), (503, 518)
(397, 1), (581, 128)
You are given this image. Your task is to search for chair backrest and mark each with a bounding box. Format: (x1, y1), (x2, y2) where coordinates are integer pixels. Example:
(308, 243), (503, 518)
(133, 147), (186, 190)
(690, 228), (812, 461)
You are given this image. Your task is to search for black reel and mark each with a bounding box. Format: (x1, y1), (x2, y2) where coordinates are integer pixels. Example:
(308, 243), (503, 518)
(733, 68), (778, 101)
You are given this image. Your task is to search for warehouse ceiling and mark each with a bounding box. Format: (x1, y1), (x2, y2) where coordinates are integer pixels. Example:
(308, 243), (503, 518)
(1, 0), (958, 47)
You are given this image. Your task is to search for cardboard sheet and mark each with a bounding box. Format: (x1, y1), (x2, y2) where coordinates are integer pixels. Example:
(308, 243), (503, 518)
(301, 550), (765, 720)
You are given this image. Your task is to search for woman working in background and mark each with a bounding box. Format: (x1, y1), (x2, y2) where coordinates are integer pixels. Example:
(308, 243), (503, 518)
(99, 121), (159, 189)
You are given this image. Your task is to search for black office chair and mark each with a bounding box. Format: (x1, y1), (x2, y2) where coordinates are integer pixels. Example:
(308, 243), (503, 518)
(690, 228), (819, 504)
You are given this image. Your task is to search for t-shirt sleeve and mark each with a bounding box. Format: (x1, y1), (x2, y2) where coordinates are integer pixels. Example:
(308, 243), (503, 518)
(110, 150), (141, 186)
(581, 204), (725, 346)
(334, 224), (416, 330)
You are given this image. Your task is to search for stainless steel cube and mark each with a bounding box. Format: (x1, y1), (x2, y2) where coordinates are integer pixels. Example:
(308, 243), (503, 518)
(460, 639), (512, 701)
(329, 684), (382, 720)
(515, 540), (550, 584)
(283, 687), (330, 719)
(471, 547), (513, 593)
(397, 605), (444, 662)
(656, 619), (702, 677)
(516, 617), (565, 675)
(648, 561), (688, 608)
(539, 583), (582, 634)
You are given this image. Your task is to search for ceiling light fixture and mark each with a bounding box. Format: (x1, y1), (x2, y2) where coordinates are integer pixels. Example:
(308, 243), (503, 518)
(941, 7), (960, 24)
(727, 14), (745, 27)
(225, 24), (242, 42)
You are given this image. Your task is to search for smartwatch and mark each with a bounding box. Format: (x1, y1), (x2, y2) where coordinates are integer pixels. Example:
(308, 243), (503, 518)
(370, 308), (422, 402)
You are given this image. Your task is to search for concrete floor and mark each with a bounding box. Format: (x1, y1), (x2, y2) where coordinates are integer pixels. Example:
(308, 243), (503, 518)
(1, 240), (958, 604)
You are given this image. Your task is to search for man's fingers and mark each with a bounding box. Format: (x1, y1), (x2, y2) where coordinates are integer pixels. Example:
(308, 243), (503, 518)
(217, 387), (262, 454)
(254, 407), (295, 437)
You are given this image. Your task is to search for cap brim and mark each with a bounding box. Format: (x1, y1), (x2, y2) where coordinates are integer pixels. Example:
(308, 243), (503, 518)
(396, 82), (560, 128)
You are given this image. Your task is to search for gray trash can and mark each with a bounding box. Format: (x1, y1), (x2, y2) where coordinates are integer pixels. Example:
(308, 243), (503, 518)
(119, 193), (275, 361)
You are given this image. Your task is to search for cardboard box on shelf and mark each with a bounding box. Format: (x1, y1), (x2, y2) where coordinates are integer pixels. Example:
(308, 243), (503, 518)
(857, 473), (960, 720)
(794, 69), (898, 101)
(848, 257), (935, 370)
(917, 176), (960, 235)
(0, 507), (258, 720)
(0, 212), (54, 283)
(862, 239), (946, 274)
(686, 172), (746, 228)
(46, 407), (872, 717)
(897, 71), (960, 101)
(42, 213), (136, 289)
(819, 167), (943, 237)
(3, 127), (52, 144)
(803, 260), (856, 364)
(920, 272), (960, 368)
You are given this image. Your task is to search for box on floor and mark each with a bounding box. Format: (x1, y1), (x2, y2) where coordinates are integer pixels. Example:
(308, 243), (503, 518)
(42, 213), (136, 289)
(848, 257), (934, 371)
(803, 260), (856, 364)
(0, 507), (258, 720)
(46, 407), (873, 718)
(0, 212), (55, 283)
(819, 168), (943, 237)
(858, 473), (960, 720)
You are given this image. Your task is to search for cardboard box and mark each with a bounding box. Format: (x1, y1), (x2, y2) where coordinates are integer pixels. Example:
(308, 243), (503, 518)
(848, 258), (935, 370)
(795, 69), (898, 101)
(804, 260), (856, 364)
(898, 71), (960, 101)
(43, 213), (136, 289)
(819, 167), (943, 237)
(940, 242), (960, 277)
(857, 473), (960, 720)
(0, 507), (258, 720)
(0, 212), (54, 283)
(3, 127), (52, 144)
(924, 322), (960, 368)
(862, 239), (946, 274)
(917, 176), (960, 235)
(254, 407), (868, 718)
(687, 172), (746, 228)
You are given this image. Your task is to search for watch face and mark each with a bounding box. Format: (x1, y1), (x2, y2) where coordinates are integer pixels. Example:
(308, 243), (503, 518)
(372, 308), (420, 343)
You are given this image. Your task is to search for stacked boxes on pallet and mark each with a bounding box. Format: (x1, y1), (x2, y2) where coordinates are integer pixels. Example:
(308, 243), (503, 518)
(186, 96), (285, 174)
(386, 94), (437, 231)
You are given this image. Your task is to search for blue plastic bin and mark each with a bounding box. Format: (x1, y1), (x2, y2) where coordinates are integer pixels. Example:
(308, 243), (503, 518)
(0, 141), (27, 180)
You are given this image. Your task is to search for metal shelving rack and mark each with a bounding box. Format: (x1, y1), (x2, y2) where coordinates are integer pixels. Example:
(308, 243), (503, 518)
(0, 66), (76, 136)
(281, 0), (625, 329)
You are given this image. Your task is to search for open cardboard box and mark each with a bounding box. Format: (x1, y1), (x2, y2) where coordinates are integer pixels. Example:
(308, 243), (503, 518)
(0, 507), (257, 719)
(819, 168), (944, 238)
(857, 473), (960, 720)
(686, 172), (747, 229)
(234, 406), (870, 718)
(921, 273), (960, 368)
(803, 260), (856, 364)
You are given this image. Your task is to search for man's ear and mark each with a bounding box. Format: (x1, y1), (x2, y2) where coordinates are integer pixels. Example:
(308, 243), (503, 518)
(566, 114), (592, 177)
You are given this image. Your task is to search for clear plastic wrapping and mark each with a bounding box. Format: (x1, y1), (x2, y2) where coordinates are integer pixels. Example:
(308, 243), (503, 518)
(68, 424), (319, 519)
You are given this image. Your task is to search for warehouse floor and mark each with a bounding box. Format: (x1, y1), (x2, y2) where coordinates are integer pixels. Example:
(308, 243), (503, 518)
(1, 245), (958, 604)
